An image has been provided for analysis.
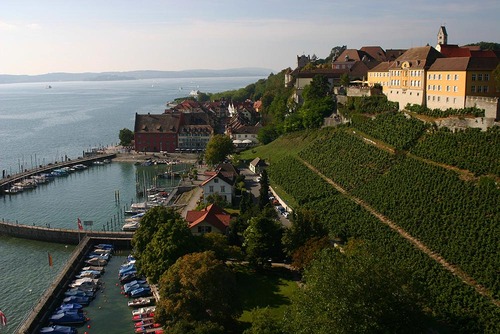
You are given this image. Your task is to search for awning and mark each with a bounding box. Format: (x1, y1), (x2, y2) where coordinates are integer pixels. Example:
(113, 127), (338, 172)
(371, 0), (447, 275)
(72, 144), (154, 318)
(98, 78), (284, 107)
(242, 139), (253, 144)
(233, 139), (243, 144)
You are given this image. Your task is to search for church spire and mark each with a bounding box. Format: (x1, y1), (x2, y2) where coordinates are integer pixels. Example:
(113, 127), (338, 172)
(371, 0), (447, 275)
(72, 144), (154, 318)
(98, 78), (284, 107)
(437, 26), (448, 46)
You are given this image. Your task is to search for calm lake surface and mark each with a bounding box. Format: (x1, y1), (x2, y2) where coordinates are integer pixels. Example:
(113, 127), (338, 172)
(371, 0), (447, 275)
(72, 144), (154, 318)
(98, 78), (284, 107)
(0, 76), (262, 333)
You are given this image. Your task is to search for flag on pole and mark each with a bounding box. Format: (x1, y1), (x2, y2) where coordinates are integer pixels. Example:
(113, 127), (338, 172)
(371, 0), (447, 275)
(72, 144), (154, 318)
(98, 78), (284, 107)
(48, 252), (53, 267)
(0, 310), (7, 326)
(77, 218), (83, 230)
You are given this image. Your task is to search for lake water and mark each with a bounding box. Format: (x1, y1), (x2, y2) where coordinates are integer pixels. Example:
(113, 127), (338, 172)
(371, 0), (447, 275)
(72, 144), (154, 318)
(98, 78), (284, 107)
(0, 76), (262, 333)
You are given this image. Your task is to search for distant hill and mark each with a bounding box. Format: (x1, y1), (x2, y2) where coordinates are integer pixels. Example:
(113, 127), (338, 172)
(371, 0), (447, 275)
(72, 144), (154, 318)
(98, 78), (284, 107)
(0, 68), (273, 84)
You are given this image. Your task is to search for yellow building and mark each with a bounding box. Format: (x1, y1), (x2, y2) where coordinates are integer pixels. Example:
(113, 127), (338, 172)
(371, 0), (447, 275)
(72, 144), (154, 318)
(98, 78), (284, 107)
(385, 46), (443, 110)
(426, 57), (499, 115)
(367, 61), (392, 93)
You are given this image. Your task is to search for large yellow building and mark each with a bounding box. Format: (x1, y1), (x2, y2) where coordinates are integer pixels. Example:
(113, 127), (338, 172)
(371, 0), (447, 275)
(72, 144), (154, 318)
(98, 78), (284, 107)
(383, 46), (444, 109)
(367, 45), (499, 118)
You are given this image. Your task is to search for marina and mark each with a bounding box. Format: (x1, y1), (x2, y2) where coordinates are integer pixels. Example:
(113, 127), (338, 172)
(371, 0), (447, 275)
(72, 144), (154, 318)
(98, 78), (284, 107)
(0, 76), (261, 333)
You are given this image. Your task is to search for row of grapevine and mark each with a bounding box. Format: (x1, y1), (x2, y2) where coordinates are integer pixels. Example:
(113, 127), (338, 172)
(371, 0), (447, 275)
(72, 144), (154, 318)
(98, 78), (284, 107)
(268, 156), (500, 333)
(298, 129), (395, 191)
(351, 111), (428, 150)
(411, 126), (500, 176)
(297, 129), (499, 298)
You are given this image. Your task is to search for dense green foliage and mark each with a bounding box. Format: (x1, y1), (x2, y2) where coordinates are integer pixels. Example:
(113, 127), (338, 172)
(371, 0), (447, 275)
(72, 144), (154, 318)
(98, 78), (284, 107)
(411, 126), (500, 176)
(131, 206), (197, 283)
(156, 251), (241, 330)
(405, 103), (485, 118)
(243, 215), (284, 268)
(204, 134), (234, 166)
(118, 128), (134, 146)
(342, 95), (398, 115)
(351, 111), (428, 150)
(267, 153), (500, 333)
(284, 243), (428, 334)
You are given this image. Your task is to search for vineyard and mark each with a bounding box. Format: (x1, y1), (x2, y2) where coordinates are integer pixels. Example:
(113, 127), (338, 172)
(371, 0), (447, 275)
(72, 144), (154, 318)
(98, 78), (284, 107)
(411, 126), (500, 176)
(350, 111), (428, 150)
(267, 155), (500, 333)
(297, 130), (499, 298)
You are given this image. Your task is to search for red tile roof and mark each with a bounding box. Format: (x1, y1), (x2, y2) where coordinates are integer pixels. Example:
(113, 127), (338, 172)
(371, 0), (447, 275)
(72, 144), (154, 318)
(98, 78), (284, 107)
(186, 204), (231, 232)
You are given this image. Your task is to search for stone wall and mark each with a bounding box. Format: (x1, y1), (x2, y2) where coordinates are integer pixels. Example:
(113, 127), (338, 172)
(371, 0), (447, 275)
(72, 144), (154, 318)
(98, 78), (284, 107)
(465, 96), (499, 120)
(0, 220), (133, 245)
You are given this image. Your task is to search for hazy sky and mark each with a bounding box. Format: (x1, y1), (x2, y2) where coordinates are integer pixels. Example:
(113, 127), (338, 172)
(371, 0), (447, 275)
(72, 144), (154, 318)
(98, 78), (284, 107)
(0, 0), (498, 75)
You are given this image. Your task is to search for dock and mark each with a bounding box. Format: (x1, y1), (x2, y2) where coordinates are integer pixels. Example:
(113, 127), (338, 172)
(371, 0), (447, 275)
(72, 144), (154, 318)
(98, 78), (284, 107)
(0, 152), (116, 194)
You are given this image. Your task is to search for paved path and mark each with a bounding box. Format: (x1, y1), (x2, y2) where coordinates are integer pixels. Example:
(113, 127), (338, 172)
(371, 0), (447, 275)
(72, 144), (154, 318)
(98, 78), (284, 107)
(299, 157), (500, 308)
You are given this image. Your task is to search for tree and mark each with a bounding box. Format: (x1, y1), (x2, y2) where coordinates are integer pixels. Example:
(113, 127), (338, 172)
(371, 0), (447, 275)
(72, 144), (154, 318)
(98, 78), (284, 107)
(284, 241), (428, 334)
(302, 75), (330, 100)
(282, 207), (327, 257)
(167, 320), (225, 334)
(340, 73), (350, 87)
(156, 251), (241, 329)
(243, 216), (283, 268)
(199, 232), (243, 261)
(119, 128), (134, 146)
(258, 169), (271, 209)
(204, 134), (234, 166)
(132, 206), (198, 283)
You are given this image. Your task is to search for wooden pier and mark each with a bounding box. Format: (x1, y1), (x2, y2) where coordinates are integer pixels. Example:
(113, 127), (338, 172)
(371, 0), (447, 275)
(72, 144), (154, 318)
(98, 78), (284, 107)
(0, 153), (116, 194)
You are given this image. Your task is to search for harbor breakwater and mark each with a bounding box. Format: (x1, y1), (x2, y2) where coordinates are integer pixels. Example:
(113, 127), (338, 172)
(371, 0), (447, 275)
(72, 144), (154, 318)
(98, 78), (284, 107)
(0, 220), (133, 245)
(15, 236), (132, 334)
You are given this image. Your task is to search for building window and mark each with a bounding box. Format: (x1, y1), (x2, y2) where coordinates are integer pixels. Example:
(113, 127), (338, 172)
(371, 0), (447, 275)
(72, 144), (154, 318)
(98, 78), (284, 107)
(437, 96), (440, 102)
(454, 86), (458, 92)
(438, 85), (441, 91)
(472, 74), (476, 81)
(433, 85), (436, 90)
(453, 98), (456, 103)
(428, 84), (431, 90)
(220, 186), (225, 192)
(477, 86), (482, 93)
(454, 74), (459, 80)
(485, 74), (490, 81)
(483, 86), (488, 93)
(214, 178), (219, 183)
(447, 74), (451, 80)
(432, 96), (435, 101)
(478, 74), (483, 81)
(209, 186), (214, 193)
(446, 97), (449, 102)
(427, 96), (430, 101)
(446, 86), (450, 92)
(471, 86), (476, 93)
(198, 226), (212, 234)
(438, 74), (441, 80)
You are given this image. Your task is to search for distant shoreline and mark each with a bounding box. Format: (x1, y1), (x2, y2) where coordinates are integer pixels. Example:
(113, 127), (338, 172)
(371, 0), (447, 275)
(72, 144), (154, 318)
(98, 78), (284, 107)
(0, 68), (273, 85)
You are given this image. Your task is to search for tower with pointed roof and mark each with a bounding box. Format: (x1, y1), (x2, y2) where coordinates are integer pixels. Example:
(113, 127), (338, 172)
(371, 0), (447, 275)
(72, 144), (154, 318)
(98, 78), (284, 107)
(437, 26), (448, 47)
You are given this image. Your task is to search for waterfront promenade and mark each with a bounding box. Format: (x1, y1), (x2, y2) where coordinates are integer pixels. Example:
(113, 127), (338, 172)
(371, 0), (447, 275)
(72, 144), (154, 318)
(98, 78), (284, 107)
(0, 152), (116, 193)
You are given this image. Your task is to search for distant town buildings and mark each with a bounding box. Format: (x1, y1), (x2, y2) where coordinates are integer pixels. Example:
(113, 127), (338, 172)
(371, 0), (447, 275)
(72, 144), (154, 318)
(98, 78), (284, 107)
(133, 98), (261, 153)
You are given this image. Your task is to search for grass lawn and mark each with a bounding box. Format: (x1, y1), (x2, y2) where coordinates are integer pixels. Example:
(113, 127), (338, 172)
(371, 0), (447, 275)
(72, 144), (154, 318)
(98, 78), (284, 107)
(232, 264), (298, 329)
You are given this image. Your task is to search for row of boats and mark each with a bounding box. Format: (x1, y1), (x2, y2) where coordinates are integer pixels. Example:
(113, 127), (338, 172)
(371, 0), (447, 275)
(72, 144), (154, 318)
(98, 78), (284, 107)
(119, 256), (164, 333)
(122, 188), (170, 231)
(4, 163), (93, 195)
(38, 243), (114, 334)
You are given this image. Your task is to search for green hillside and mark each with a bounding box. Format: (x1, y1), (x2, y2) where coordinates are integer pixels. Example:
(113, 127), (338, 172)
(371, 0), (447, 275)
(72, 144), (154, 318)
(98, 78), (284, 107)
(240, 125), (500, 333)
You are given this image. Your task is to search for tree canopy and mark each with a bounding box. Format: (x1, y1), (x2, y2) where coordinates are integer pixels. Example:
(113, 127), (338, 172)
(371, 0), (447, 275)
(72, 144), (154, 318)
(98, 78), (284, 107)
(131, 206), (197, 283)
(119, 128), (134, 146)
(243, 215), (283, 268)
(204, 134), (234, 166)
(155, 251), (241, 330)
(283, 241), (428, 334)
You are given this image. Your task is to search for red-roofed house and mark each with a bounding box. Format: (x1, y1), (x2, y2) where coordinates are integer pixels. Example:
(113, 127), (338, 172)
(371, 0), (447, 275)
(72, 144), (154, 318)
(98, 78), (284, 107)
(185, 204), (231, 235)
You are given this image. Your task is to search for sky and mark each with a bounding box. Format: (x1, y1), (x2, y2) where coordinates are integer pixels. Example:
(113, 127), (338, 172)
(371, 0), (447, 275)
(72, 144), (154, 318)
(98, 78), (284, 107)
(0, 0), (498, 75)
